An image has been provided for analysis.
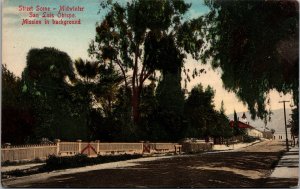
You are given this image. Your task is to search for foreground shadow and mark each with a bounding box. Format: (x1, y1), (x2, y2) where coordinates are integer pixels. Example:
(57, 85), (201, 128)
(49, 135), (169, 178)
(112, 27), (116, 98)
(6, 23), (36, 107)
(15, 150), (298, 188)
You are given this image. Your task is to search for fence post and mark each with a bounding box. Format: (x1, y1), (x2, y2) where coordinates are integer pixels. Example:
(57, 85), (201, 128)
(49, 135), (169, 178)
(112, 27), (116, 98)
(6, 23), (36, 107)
(95, 140), (100, 154)
(33, 147), (36, 159)
(140, 141), (144, 154)
(77, 140), (82, 154)
(54, 139), (60, 156)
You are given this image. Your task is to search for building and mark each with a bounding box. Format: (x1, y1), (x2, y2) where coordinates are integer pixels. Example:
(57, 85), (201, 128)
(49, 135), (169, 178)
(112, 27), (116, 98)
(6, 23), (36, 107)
(273, 130), (293, 141)
(262, 131), (274, 139)
(229, 120), (264, 138)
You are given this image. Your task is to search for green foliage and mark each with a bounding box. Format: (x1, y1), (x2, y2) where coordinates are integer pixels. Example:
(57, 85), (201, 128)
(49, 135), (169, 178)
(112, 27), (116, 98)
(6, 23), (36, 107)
(290, 107), (299, 137)
(220, 100), (225, 114)
(155, 72), (185, 141)
(243, 135), (258, 143)
(157, 73), (184, 114)
(2, 64), (35, 144)
(25, 47), (75, 83)
(42, 154), (142, 172)
(2, 154), (142, 178)
(233, 110), (245, 136)
(94, 63), (124, 117)
(202, 0), (299, 120)
(22, 47), (89, 141)
(90, 0), (204, 124)
(183, 84), (232, 140)
(74, 58), (99, 82)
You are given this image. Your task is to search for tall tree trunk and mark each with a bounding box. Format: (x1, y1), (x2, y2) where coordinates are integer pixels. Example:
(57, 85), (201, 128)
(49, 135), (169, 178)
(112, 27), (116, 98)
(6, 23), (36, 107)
(131, 87), (140, 124)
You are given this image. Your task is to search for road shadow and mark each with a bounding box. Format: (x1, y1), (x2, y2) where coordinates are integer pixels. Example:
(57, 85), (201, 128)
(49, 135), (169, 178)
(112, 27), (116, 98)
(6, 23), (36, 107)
(262, 177), (299, 188)
(18, 150), (295, 188)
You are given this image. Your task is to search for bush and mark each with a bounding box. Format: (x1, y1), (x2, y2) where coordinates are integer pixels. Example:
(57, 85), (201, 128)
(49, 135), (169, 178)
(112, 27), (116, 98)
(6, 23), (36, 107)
(42, 154), (142, 172)
(243, 135), (258, 143)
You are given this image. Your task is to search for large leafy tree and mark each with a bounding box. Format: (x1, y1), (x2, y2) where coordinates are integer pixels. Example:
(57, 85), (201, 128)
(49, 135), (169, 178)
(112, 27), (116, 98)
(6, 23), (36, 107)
(155, 72), (185, 141)
(73, 58), (99, 137)
(89, 0), (204, 124)
(184, 84), (216, 138)
(184, 84), (232, 141)
(202, 0), (299, 120)
(154, 36), (185, 141)
(22, 47), (89, 140)
(94, 63), (124, 117)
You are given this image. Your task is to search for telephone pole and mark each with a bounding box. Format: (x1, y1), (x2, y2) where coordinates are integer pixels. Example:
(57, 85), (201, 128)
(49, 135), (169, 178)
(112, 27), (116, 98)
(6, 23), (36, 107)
(279, 100), (290, 151)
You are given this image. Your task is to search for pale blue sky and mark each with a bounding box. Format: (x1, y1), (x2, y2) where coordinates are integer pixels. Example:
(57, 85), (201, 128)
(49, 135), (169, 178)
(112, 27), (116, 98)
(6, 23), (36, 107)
(3, 0), (209, 75)
(2, 0), (292, 115)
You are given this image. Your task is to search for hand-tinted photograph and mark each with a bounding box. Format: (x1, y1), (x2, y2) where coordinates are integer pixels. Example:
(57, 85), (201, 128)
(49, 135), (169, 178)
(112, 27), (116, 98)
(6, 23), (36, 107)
(1, 0), (299, 188)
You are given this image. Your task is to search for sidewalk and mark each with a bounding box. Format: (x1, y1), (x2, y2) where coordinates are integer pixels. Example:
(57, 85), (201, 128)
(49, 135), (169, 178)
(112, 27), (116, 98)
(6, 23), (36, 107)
(264, 146), (299, 188)
(1, 163), (45, 173)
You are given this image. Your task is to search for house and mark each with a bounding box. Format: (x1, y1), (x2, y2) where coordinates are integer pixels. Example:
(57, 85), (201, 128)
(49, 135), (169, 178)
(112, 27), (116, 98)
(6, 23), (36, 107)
(229, 113), (264, 138)
(230, 120), (264, 138)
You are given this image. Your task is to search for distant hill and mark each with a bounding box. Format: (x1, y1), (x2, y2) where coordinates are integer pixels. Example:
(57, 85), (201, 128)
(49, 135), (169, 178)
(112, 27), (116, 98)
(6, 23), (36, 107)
(227, 108), (293, 133)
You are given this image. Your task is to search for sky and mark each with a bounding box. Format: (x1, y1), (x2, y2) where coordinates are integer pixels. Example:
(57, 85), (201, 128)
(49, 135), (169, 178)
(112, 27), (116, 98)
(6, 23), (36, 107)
(2, 0), (293, 116)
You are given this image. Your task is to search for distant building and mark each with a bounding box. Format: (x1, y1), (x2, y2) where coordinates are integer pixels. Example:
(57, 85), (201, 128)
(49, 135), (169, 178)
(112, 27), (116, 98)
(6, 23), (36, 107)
(273, 130), (293, 141)
(262, 131), (273, 139)
(229, 120), (264, 138)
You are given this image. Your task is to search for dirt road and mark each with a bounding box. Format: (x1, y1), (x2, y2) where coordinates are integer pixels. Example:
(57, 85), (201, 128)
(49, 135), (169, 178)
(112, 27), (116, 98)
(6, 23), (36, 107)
(3, 140), (291, 188)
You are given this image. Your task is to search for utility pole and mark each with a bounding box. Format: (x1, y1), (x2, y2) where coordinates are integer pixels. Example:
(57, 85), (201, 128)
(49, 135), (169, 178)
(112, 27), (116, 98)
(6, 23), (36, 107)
(279, 100), (290, 151)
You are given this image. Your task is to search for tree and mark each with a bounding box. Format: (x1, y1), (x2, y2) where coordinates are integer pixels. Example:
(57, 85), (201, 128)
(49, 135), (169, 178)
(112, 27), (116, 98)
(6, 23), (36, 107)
(233, 110), (239, 136)
(156, 73), (185, 140)
(93, 63), (124, 117)
(233, 110), (245, 136)
(22, 47), (89, 141)
(202, 0), (299, 119)
(220, 100), (225, 114)
(210, 110), (232, 144)
(89, 0), (204, 124)
(2, 64), (35, 144)
(290, 107), (299, 145)
(74, 58), (100, 138)
(184, 84), (216, 139)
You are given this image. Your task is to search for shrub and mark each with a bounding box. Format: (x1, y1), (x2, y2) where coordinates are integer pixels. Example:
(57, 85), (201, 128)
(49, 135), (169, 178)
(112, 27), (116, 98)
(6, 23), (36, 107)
(243, 135), (258, 143)
(42, 154), (142, 172)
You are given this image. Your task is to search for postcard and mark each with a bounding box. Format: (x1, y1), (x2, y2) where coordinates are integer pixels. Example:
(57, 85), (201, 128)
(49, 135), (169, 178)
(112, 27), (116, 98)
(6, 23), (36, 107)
(1, 0), (299, 188)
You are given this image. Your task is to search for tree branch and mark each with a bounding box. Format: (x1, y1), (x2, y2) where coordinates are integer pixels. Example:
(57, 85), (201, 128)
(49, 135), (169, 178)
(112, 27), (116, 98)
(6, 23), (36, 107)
(141, 70), (153, 84)
(115, 59), (128, 88)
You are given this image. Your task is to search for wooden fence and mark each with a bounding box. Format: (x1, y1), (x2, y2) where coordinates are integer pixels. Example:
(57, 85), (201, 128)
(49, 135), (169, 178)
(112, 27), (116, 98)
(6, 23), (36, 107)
(1, 140), (216, 162)
(181, 142), (213, 153)
(1, 144), (57, 162)
(1, 141), (181, 162)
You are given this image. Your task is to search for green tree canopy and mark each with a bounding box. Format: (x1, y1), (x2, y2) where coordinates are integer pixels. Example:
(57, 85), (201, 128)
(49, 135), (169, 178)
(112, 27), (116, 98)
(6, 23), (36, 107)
(2, 64), (35, 144)
(89, 0), (204, 124)
(202, 0), (299, 119)
(184, 84), (215, 138)
(22, 47), (89, 141)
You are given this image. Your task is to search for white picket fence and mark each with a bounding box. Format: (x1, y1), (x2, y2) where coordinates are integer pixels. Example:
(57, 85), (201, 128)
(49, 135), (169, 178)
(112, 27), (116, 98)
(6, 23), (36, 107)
(1, 144), (57, 162)
(1, 141), (182, 162)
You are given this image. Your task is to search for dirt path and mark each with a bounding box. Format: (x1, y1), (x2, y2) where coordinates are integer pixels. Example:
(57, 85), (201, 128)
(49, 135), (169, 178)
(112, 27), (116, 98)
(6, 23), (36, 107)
(2, 140), (288, 188)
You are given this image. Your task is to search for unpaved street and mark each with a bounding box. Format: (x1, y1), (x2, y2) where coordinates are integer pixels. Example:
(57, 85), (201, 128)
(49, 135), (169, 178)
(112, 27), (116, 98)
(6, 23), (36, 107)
(3, 140), (293, 188)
